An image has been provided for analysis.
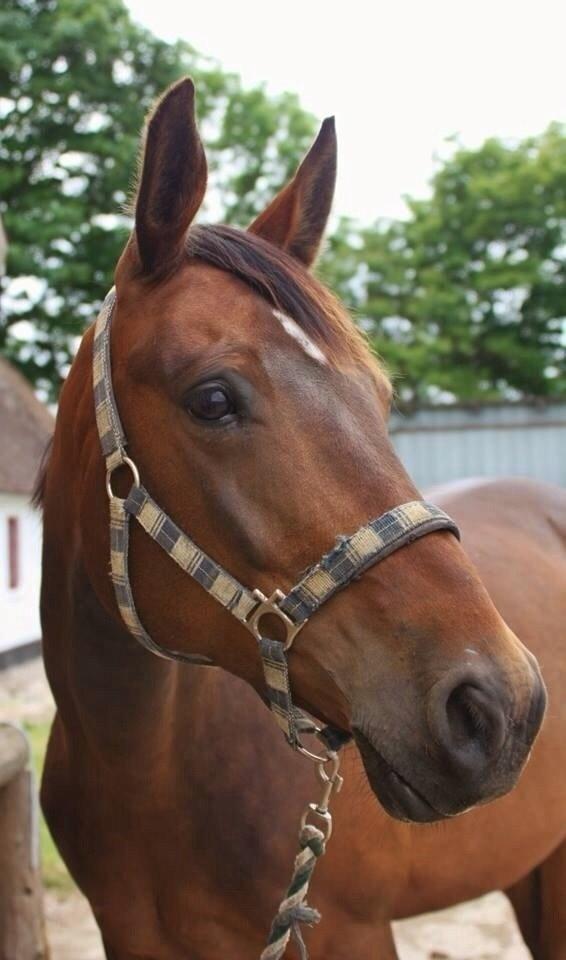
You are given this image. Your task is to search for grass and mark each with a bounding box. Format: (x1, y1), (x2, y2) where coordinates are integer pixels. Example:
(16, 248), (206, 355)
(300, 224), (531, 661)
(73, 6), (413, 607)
(22, 718), (74, 892)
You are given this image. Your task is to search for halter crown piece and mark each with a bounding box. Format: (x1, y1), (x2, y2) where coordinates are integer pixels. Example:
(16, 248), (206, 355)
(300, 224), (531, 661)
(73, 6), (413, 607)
(93, 288), (460, 958)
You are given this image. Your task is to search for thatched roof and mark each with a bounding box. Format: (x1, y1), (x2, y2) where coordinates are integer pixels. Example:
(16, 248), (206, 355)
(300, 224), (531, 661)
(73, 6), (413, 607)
(0, 357), (54, 495)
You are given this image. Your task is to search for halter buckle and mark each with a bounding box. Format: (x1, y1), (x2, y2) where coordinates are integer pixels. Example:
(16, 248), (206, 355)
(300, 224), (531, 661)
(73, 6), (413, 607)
(245, 589), (304, 650)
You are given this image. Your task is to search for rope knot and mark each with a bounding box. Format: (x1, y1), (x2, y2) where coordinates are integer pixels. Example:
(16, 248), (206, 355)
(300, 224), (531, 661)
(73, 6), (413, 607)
(299, 823), (326, 858)
(279, 903), (321, 929)
(286, 904), (322, 960)
(259, 823), (326, 960)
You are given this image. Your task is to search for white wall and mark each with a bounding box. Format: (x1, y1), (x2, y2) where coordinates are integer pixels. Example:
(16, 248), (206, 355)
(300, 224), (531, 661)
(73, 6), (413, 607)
(0, 492), (42, 652)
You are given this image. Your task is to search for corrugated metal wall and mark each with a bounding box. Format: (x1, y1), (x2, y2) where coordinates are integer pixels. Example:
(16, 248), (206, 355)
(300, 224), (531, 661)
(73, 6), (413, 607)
(390, 402), (566, 490)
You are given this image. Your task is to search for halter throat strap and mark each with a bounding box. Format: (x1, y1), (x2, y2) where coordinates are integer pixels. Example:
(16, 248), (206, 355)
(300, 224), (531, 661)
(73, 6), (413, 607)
(93, 289), (460, 750)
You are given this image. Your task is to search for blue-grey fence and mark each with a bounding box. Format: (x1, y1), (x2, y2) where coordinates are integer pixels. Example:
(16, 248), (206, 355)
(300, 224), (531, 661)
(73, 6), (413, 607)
(390, 402), (566, 491)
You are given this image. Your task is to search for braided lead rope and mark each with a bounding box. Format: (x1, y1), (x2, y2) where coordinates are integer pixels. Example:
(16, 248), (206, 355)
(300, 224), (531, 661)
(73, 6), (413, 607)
(260, 824), (326, 960)
(260, 748), (344, 960)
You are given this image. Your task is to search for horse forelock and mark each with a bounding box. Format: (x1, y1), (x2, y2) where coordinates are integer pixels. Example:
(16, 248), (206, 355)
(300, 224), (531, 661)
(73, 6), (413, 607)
(35, 223), (390, 512)
(186, 224), (387, 381)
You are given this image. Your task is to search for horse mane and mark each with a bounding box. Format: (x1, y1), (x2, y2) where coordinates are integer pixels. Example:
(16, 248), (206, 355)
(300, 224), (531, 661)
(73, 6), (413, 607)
(187, 224), (375, 369)
(32, 435), (53, 510)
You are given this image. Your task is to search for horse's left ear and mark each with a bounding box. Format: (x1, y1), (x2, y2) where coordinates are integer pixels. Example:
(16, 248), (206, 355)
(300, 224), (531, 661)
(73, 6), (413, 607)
(248, 118), (337, 267)
(134, 77), (207, 276)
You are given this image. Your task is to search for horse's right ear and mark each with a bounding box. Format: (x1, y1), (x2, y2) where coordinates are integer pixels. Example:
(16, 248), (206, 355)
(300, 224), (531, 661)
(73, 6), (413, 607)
(134, 78), (207, 277)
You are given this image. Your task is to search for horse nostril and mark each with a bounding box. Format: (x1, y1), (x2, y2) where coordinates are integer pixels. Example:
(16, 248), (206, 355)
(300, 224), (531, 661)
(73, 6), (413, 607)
(427, 672), (510, 779)
(445, 683), (506, 758)
(425, 661), (544, 806)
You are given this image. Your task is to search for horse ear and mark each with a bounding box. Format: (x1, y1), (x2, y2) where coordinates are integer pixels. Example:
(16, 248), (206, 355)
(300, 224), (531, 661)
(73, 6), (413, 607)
(248, 118), (337, 267)
(135, 78), (207, 276)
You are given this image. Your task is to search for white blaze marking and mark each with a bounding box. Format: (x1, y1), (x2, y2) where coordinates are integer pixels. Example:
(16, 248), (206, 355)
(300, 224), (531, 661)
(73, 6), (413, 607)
(272, 309), (327, 364)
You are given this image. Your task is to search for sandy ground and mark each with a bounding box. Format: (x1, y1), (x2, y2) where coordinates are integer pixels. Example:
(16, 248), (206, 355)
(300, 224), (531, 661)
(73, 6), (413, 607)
(0, 657), (531, 960)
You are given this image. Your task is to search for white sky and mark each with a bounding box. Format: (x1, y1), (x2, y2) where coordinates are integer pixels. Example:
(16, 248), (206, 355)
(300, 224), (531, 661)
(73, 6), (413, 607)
(129, 1), (566, 222)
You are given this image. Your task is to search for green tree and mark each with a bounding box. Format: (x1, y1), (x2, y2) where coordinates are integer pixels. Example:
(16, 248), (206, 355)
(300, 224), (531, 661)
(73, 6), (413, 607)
(0, 0), (315, 396)
(356, 129), (566, 406)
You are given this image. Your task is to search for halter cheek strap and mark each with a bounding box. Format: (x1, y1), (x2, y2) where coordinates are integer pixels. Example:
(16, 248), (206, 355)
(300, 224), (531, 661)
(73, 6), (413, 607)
(93, 289), (460, 752)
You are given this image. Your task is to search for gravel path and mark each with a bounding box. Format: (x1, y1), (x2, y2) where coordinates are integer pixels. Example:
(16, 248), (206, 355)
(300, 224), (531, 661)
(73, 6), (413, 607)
(0, 657), (531, 960)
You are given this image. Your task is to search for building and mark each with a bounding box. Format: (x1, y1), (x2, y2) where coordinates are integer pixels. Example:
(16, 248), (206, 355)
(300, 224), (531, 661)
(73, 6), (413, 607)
(0, 356), (53, 663)
(390, 401), (566, 492)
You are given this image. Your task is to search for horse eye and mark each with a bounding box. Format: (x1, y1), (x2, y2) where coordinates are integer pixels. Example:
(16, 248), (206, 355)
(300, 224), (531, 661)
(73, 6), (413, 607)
(185, 383), (236, 422)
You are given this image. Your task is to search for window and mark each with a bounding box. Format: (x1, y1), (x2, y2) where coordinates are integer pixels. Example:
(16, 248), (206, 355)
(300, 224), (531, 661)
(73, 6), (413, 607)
(7, 517), (20, 590)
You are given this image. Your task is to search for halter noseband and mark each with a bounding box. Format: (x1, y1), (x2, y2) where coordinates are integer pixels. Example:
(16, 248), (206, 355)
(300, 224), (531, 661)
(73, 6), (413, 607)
(93, 289), (460, 754)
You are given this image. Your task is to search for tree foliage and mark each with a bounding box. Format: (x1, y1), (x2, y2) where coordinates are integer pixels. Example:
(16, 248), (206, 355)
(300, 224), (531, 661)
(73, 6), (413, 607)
(0, 0), (315, 396)
(352, 130), (566, 405)
(2, 0), (565, 407)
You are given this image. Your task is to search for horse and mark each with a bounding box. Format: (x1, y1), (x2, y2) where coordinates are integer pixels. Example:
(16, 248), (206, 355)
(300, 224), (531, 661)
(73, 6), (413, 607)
(37, 77), (564, 959)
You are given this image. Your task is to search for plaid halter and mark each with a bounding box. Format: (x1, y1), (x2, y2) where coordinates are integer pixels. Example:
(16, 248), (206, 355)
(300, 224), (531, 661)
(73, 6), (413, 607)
(94, 289), (460, 751)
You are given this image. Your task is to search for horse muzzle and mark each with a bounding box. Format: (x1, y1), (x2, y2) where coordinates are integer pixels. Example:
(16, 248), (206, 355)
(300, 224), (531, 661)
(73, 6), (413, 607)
(353, 655), (547, 824)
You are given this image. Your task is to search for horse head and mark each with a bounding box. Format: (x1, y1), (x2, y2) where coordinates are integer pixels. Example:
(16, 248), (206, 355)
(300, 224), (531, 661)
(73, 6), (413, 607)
(66, 78), (545, 823)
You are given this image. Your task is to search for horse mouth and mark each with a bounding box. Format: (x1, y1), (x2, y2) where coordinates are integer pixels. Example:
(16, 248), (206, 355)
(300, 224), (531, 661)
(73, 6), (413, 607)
(353, 728), (448, 824)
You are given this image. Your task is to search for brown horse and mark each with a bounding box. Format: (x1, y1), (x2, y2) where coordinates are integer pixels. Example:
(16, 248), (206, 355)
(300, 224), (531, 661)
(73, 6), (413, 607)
(37, 78), (564, 959)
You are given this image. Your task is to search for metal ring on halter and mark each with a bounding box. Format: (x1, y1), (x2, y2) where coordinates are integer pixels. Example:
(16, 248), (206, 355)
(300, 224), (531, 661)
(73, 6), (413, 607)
(106, 457), (140, 500)
(245, 589), (305, 650)
(296, 741), (334, 764)
(293, 722), (335, 764)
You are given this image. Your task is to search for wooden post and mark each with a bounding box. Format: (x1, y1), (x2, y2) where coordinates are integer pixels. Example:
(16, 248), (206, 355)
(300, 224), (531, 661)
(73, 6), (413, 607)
(0, 724), (48, 960)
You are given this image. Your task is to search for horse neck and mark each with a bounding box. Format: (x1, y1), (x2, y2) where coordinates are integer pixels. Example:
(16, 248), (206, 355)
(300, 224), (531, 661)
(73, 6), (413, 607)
(45, 556), (192, 779)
